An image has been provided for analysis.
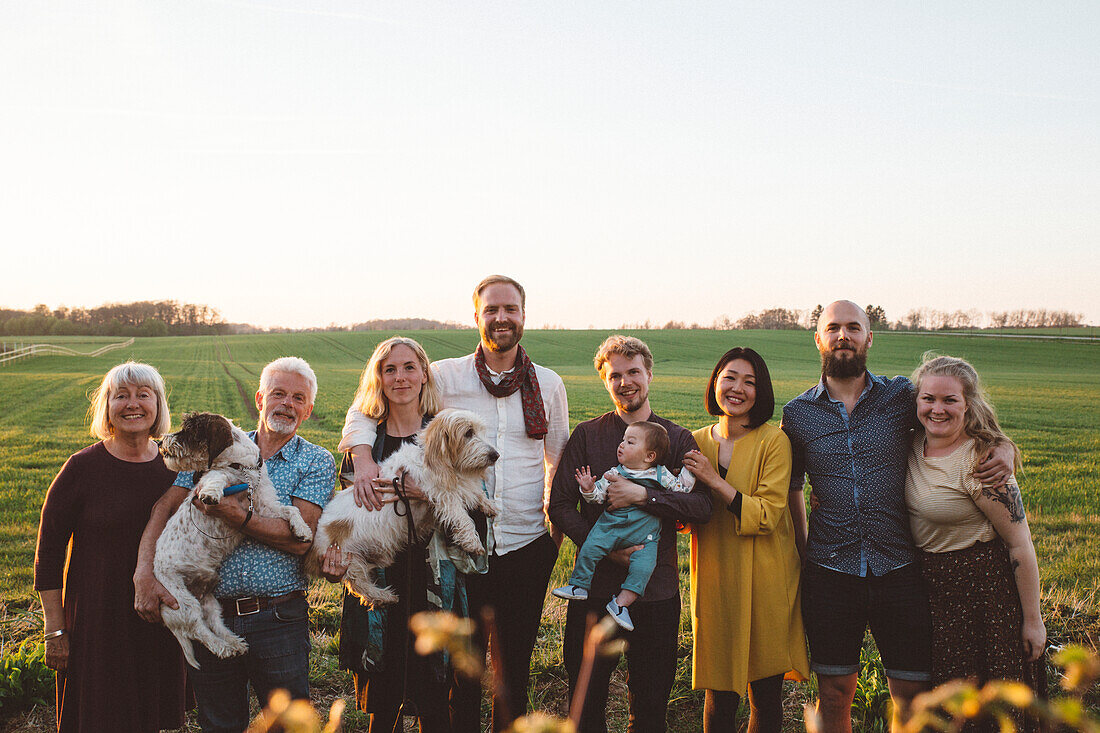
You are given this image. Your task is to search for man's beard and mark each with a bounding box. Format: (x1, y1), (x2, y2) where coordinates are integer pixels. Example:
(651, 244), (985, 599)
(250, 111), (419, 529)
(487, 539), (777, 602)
(612, 387), (648, 414)
(481, 323), (522, 352)
(265, 413), (297, 435)
(821, 344), (868, 379)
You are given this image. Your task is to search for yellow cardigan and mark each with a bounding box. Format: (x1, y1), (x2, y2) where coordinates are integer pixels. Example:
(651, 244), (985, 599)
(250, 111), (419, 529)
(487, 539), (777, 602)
(689, 423), (809, 693)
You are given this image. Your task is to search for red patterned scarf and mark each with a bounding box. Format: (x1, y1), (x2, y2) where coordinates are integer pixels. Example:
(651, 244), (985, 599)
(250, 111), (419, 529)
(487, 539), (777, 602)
(474, 344), (548, 439)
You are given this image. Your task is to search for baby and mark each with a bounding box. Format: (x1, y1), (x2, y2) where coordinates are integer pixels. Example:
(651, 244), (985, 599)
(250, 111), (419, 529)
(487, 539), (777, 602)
(552, 421), (693, 631)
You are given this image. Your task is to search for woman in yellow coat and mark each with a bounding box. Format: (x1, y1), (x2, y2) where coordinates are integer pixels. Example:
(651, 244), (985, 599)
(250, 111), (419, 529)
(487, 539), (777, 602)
(681, 347), (809, 733)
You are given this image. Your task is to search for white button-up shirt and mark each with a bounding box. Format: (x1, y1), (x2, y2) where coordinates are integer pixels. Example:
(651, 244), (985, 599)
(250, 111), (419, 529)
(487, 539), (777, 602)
(340, 353), (569, 555)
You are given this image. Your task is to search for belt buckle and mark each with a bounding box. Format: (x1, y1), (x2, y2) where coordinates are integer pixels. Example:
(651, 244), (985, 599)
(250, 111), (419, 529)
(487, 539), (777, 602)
(235, 596), (261, 616)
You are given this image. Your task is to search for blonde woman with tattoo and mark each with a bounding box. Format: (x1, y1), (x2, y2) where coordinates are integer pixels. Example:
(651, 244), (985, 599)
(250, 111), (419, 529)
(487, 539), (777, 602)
(906, 355), (1045, 724)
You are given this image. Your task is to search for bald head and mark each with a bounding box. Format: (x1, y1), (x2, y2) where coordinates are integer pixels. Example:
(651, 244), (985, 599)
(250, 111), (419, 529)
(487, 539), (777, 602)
(815, 300), (873, 379)
(817, 300), (870, 335)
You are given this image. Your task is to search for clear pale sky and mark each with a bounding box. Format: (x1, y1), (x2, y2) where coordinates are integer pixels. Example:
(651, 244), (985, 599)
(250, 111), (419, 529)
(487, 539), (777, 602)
(2, 2), (1097, 329)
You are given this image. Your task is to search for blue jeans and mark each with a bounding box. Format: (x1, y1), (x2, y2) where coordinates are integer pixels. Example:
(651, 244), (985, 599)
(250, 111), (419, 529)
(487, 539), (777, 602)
(191, 594), (311, 733)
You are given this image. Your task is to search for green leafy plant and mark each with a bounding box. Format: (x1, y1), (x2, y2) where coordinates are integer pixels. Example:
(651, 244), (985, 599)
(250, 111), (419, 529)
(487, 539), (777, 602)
(852, 640), (892, 732)
(0, 639), (53, 718)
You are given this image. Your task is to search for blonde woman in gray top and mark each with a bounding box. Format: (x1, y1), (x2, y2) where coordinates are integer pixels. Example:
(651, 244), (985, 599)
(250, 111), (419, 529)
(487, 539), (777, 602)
(905, 355), (1044, 710)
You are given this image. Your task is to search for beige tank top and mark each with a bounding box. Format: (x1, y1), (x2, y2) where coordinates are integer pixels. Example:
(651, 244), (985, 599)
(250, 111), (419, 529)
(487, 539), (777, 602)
(905, 437), (998, 553)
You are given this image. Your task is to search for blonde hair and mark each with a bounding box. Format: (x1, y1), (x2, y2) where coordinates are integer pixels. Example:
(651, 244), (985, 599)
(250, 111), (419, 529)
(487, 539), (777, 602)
(88, 361), (171, 440)
(594, 335), (653, 374)
(353, 337), (442, 421)
(473, 275), (526, 311)
(911, 353), (1021, 470)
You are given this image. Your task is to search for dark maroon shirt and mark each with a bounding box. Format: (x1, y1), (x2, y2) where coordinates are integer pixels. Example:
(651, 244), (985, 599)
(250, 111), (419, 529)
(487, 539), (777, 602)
(548, 411), (712, 602)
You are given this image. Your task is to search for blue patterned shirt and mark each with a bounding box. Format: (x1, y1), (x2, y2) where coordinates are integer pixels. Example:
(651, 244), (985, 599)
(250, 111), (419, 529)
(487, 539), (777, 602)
(781, 372), (919, 577)
(174, 432), (335, 597)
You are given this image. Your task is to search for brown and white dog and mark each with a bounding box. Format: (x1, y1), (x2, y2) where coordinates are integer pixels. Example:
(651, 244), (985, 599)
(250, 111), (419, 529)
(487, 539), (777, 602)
(307, 408), (499, 606)
(156, 412), (313, 668)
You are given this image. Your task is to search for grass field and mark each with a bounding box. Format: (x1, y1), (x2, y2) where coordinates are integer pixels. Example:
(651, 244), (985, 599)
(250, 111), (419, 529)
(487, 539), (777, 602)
(1, 329), (1097, 731)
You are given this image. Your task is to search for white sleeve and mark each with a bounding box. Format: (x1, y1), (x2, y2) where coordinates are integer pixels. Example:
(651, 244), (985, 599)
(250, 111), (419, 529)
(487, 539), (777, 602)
(581, 476), (609, 504)
(338, 405), (378, 453)
(669, 467), (695, 493)
(542, 373), (570, 515)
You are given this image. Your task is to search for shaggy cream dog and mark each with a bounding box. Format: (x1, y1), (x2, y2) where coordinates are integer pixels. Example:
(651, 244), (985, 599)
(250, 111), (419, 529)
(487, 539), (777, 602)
(307, 408), (498, 606)
(155, 412), (313, 668)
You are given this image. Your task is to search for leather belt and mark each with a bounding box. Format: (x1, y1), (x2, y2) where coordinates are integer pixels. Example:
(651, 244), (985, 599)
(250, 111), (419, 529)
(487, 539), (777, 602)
(219, 590), (303, 617)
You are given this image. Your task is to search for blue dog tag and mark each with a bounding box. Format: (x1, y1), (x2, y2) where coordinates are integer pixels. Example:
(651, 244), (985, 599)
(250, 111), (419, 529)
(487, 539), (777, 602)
(224, 483), (249, 496)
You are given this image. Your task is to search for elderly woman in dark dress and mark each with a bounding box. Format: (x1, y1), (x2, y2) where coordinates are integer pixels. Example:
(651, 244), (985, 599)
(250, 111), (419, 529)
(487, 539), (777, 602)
(34, 361), (188, 733)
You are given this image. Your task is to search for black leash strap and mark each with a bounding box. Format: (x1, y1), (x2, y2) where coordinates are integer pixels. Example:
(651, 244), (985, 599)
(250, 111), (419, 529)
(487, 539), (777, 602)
(188, 487), (254, 540)
(390, 469), (417, 733)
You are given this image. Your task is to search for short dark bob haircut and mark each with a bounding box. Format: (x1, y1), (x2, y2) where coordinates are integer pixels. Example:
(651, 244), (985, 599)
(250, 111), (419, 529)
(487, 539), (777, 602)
(705, 347), (775, 428)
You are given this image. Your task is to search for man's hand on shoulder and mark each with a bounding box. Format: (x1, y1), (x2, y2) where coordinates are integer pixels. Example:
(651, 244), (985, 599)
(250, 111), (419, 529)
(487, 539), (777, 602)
(974, 442), (1017, 489)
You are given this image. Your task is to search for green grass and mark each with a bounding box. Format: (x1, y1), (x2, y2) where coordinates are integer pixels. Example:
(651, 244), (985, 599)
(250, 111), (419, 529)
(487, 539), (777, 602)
(1, 329), (1098, 731)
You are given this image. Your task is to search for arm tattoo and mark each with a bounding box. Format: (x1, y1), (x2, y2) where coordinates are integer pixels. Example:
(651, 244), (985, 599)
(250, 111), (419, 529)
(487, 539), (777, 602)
(981, 482), (1025, 523)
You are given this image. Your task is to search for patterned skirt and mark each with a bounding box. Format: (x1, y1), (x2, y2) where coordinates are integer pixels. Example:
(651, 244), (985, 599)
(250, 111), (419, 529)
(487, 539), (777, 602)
(919, 538), (1045, 731)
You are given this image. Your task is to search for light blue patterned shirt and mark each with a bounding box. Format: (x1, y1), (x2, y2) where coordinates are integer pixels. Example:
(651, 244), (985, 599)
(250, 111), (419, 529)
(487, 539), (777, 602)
(173, 431), (336, 598)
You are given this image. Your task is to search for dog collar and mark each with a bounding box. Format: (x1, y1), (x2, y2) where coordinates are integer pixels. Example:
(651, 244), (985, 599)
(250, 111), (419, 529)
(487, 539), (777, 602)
(224, 483), (250, 496)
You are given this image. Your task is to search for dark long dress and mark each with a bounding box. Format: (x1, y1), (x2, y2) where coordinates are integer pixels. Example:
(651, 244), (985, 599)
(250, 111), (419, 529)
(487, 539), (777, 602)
(34, 442), (190, 733)
(339, 432), (452, 733)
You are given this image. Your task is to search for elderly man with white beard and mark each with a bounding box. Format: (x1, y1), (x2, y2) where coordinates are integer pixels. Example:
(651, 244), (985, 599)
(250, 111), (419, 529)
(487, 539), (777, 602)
(132, 357), (336, 733)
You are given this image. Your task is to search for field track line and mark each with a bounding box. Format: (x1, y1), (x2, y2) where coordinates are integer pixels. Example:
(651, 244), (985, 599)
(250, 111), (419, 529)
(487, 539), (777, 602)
(310, 333), (367, 362)
(892, 331), (1100, 342)
(0, 338), (134, 365)
(214, 339), (260, 420)
(217, 338), (257, 377)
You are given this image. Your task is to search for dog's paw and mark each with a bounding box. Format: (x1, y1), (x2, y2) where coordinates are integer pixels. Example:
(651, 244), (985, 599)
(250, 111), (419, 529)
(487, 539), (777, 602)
(374, 586), (399, 605)
(481, 503), (498, 518)
(293, 526), (313, 543)
(223, 635), (249, 657)
(210, 635), (249, 658)
(456, 533), (486, 556)
(197, 487), (223, 505)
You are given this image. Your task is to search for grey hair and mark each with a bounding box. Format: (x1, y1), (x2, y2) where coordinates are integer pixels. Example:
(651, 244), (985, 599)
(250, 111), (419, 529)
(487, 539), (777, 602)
(259, 356), (318, 403)
(88, 361), (171, 440)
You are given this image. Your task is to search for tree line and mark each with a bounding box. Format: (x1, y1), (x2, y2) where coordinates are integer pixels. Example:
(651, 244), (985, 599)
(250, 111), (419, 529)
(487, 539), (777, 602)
(1, 301), (1086, 338)
(0, 301), (226, 337)
(622, 305), (1085, 331)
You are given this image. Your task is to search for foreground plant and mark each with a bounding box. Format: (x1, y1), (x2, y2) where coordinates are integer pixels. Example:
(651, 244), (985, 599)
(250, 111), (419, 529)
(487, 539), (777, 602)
(246, 689), (345, 733)
(835, 644), (1100, 733)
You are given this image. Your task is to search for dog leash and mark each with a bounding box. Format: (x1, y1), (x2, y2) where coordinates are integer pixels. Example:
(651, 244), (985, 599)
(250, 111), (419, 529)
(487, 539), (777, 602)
(188, 486), (255, 540)
(387, 468), (417, 733)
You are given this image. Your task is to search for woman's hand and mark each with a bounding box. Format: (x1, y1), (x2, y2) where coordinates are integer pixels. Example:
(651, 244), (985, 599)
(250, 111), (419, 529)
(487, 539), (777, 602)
(44, 634), (69, 672)
(350, 449), (383, 510)
(682, 450), (721, 489)
(320, 544), (352, 582)
(1022, 617), (1047, 662)
(133, 569), (179, 624)
(372, 474), (428, 503)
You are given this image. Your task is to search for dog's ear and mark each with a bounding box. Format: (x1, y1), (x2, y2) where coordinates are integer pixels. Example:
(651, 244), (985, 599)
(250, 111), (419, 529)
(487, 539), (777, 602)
(187, 413), (234, 463)
(420, 415), (448, 476)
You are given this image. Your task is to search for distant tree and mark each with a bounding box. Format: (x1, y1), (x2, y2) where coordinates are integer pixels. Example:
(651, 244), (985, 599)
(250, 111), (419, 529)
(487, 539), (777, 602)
(809, 304), (823, 330)
(865, 305), (888, 328)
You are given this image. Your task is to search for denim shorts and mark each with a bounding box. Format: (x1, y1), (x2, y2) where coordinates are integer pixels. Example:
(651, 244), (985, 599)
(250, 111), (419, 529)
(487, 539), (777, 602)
(801, 562), (931, 681)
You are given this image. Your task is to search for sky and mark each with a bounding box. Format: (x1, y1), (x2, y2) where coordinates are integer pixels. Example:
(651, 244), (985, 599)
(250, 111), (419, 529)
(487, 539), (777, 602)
(2, 1), (1097, 329)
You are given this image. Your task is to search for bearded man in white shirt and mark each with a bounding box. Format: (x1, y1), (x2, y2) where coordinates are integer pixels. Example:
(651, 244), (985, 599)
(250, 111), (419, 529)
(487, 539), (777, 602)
(340, 275), (569, 732)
